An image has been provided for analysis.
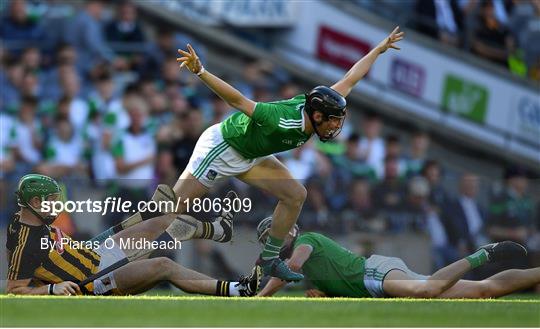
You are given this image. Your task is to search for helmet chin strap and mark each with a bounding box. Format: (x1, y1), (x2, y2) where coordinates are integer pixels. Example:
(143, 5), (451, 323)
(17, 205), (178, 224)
(22, 198), (57, 225)
(307, 111), (331, 143)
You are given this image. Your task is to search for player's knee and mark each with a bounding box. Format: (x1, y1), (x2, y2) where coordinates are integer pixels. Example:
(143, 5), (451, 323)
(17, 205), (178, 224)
(281, 183), (307, 206)
(154, 257), (176, 278)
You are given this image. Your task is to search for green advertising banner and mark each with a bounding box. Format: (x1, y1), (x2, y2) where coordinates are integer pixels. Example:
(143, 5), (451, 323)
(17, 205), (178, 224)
(442, 75), (489, 123)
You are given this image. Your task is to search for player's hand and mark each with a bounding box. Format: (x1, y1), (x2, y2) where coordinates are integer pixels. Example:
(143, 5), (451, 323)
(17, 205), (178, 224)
(305, 289), (327, 298)
(376, 26), (404, 54)
(53, 281), (81, 296)
(177, 44), (204, 75)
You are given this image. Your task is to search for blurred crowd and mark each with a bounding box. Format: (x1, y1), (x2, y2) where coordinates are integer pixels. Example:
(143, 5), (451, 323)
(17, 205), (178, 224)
(0, 0), (538, 277)
(355, 0), (540, 81)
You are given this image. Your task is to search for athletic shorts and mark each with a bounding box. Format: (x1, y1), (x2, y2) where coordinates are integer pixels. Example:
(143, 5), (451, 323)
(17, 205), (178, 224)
(363, 255), (429, 298)
(92, 243), (126, 295)
(186, 124), (269, 188)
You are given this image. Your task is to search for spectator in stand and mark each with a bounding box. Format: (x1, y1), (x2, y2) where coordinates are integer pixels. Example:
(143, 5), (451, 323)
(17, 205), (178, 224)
(509, 0), (540, 79)
(299, 179), (333, 232)
(421, 159), (450, 215)
(487, 166), (535, 246)
(105, 0), (146, 70)
(341, 179), (381, 232)
(89, 127), (116, 184)
(57, 69), (90, 131)
(12, 96), (43, 174)
(65, 0), (126, 77)
(281, 142), (318, 184)
(414, 0), (464, 46)
(36, 116), (85, 179)
(0, 0), (46, 54)
(472, 0), (515, 66)
(169, 108), (204, 172)
(405, 130), (430, 177)
(1, 59), (24, 112)
(372, 155), (408, 230)
(108, 96), (155, 226)
(0, 111), (17, 174)
(88, 71), (129, 130)
(332, 133), (377, 182)
(384, 134), (407, 179)
(357, 114), (386, 179)
(443, 172), (488, 259)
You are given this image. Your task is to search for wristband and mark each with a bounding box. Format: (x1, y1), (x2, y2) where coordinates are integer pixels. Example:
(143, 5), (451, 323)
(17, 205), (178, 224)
(48, 283), (55, 295)
(196, 66), (206, 76)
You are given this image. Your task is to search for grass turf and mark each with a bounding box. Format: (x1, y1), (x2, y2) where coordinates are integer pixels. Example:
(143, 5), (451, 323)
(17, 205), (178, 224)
(1, 295), (539, 327)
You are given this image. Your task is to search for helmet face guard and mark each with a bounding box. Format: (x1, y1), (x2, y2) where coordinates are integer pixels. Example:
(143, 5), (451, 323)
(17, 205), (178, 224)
(305, 86), (347, 142)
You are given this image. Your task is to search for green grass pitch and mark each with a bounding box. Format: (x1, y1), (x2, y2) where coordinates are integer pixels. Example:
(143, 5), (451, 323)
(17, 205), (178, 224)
(1, 295), (539, 327)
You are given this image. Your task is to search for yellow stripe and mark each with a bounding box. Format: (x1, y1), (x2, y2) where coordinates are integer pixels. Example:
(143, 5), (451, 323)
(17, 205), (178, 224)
(7, 229), (23, 279)
(64, 247), (97, 273)
(34, 267), (63, 283)
(14, 227), (29, 274)
(48, 252), (87, 281)
(206, 222), (212, 239)
(202, 222), (208, 239)
(221, 282), (226, 296)
(9, 227), (29, 279)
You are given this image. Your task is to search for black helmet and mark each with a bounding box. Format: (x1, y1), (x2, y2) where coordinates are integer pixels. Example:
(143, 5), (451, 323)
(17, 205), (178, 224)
(305, 86), (347, 141)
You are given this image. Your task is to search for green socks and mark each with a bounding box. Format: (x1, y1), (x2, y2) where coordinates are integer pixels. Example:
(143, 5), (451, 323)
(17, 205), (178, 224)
(261, 235), (284, 260)
(466, 249), (489, 269)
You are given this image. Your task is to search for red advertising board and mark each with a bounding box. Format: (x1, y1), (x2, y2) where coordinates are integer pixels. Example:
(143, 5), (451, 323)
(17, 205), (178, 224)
(316, 25), (372, 70)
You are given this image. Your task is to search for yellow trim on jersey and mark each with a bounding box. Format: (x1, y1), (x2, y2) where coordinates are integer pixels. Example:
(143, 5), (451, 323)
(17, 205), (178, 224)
(34, 267), (63, 283)
(48, 252), (87, 281)
(8, 226), (29, 280)
(64, 247), (97, 273)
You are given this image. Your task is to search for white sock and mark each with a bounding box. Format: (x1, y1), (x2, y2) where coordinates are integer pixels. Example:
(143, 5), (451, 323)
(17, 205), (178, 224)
(229, 282), (240, 296)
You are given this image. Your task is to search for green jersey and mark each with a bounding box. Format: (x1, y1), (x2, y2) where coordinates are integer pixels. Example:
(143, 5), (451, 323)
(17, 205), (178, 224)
(220, 95), (312, 159)
(294, 232), (369, 298)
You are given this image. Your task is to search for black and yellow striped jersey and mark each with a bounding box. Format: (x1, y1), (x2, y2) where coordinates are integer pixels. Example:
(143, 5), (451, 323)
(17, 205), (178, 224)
(6, 213), (100, 293)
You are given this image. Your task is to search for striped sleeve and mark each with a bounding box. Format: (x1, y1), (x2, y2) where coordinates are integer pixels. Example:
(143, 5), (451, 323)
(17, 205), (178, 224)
(7, 226), (40, 280)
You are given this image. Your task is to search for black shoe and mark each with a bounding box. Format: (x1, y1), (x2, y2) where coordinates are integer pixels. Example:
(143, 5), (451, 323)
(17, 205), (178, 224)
(236, 265), (262, 297)
(214, 190), (237, 243)
(477, 241), (527, 263)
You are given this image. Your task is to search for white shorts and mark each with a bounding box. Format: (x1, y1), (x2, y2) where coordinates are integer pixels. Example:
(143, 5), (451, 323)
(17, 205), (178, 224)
(187, 124), (269, 188)
(363, 255), (429, 298)
(92, 243), (126, 295)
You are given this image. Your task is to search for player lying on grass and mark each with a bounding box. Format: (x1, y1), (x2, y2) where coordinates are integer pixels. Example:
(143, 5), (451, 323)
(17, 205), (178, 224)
(6, 174), (261, 296)
(96, 27), (405, 282)
(255, 217), (539, 299)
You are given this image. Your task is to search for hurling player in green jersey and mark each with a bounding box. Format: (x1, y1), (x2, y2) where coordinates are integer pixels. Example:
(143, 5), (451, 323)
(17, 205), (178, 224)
(170, 28), (405, 282)
(255, 217), (540, 299)
(143, 28), (406, 282)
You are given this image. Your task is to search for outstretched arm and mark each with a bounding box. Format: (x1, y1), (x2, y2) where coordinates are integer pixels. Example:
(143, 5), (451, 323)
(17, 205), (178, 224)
(257, 244), (313, 297)
(177, 44), (256, 117)
(331, 26), (404, 97)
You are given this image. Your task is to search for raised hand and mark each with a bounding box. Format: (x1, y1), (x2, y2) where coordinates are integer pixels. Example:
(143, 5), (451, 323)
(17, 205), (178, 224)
(377, 26), (405, 54)
(177, 44), (204, 75)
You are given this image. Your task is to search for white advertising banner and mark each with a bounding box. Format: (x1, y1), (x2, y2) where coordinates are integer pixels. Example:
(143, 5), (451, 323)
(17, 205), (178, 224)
(275, 0), (539, 163)
(150, 0), (298, 27)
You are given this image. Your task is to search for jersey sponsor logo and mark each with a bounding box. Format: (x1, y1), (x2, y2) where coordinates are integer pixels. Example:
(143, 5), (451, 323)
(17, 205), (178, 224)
(206, 169), (218, 181)
(296, 141), (305, 147)
(278, 118), (302, 129)
(282, 139), (293, 145)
